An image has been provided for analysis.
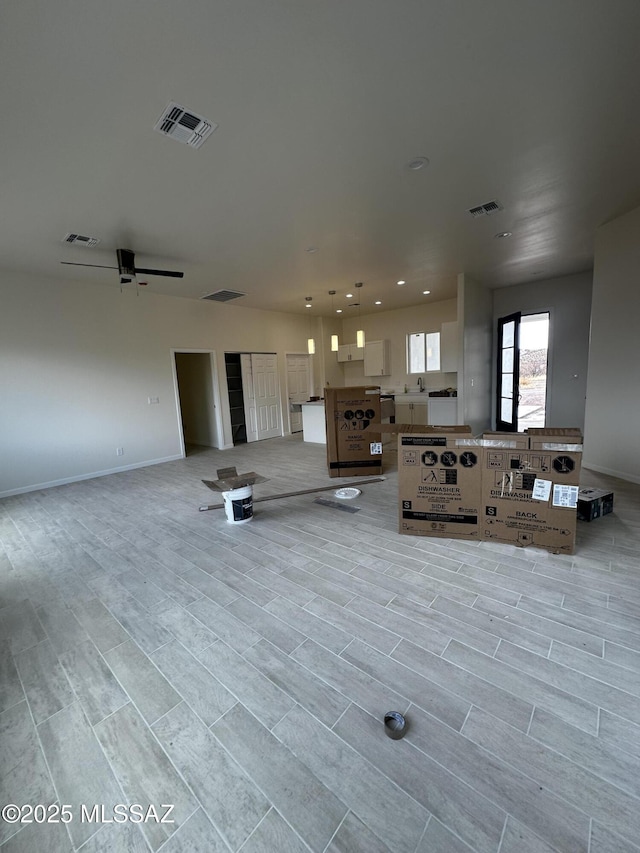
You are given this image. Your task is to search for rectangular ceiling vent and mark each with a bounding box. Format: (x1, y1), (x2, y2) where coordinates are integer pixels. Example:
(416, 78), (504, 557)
(468, 200), (503, 217)
(154, 102), (217, 149)
(62, 233), (100, 247)
(201, 289), (246, 303)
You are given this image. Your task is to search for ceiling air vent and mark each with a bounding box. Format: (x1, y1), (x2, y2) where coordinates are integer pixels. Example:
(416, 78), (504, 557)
(468, 200), (503, 217)
(201, 290), (246, 303)
(62, 233), (100, 247)
(154, 102), (217, 149)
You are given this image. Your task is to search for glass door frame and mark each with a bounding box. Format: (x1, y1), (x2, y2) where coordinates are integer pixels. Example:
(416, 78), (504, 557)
(496, 311), (521, 431)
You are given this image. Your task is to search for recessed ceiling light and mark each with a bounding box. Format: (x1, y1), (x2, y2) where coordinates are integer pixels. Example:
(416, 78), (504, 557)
(423, 290), (430, 295)
(305, 304), (312, 308)
(375, 301), (382, 305)
(305, 246), (319, 253)
(336, 309), (343, 313)
(346, 293), (353, 298)
(397, 280), (406, 286)
(495, 231), (512, 239)
(406, 157), (429, 171)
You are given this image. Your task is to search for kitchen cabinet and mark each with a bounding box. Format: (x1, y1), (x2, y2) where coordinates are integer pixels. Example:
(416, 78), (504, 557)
(395, 394), (457, 426)
(440, 321), (459, 373)
(364, 339), (390, 376)
(337, 343), (364, 362)
(394, 399), (429, 425)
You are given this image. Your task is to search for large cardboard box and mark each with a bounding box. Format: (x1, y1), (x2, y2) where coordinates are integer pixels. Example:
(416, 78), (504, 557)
(398, 432), (482, 540)
(481, 435), (582, 554)
(324, 387), (382, 478)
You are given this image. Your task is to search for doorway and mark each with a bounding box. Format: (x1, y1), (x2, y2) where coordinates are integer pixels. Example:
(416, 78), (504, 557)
(496, 312), (549, 431)
(286, 353), (311, 433)
(174, 351), (220, 454)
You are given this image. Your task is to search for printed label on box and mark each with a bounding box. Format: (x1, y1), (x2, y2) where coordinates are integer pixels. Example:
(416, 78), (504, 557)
(552, 484), (579, 508)
(532, 478), (552, 502)
(370, 442), (383, 455)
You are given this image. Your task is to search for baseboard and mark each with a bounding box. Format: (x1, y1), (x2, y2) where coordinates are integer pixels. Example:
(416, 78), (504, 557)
(0, 455), (184, 498)
(581, 462), (640, 486)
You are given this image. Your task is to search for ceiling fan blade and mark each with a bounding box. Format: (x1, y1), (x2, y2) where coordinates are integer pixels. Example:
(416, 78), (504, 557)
(61, 262), (118, 270)
(135, 267), (184, 278)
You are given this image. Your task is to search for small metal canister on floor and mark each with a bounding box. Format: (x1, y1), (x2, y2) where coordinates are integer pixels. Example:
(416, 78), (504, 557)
(384, 711), (408, 740)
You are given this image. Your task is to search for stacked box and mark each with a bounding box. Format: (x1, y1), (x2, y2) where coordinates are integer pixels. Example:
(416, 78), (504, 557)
(482, 431), (529, 449)
(577, 488), (614, 522)
(398, 431), (481, 540)
(481, 435), (582, 554)
(324, 387), (382, 478)
(398, 430), (586, 555)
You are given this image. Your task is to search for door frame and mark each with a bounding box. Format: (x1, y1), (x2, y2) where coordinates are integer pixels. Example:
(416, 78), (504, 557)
(170, 349), (225, 455)
(285, 351), (312, 434)
(496, 312), (521, 431)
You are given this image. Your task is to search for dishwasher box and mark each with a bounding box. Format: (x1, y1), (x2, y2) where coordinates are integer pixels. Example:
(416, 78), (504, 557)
(577, 487), (614, 521)
(481, 434), (582, 554)
(398, 431), (481, 540)
(324, 386), (382, 477)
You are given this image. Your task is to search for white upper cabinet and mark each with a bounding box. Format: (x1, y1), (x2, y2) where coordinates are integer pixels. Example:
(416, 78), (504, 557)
(337, 343), (364, 362)
(364, 340), (391, 376)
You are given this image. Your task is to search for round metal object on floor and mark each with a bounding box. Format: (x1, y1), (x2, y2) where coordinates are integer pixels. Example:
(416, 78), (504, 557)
(384, 711), (408, 739)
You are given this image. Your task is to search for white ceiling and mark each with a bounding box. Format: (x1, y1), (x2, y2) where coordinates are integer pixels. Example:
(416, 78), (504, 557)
(2, 0), (639, 317)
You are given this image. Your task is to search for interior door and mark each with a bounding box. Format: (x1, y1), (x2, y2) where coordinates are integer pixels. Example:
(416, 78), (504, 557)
(240, 353), (258, 442)
(286, 354), (311, 433)
(252, 353), (281, 440)
(496, 312), (521, 431)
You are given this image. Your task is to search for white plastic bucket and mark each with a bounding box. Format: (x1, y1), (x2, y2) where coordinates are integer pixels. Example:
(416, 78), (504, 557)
(222, 485), (253, 524)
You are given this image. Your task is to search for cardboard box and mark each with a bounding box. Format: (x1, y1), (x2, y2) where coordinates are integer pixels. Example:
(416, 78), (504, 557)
(398, 433), (483, 540)
(527, 427), (583, 437)
(202, 467), (269, 492)
(374, 423), (472, 435)
(577, 487), (614, 522)
(528, 430), (583, 450)
(483, 431), (530, 449)
(324, 387), (382, 477)
(481, 435), (582, 554)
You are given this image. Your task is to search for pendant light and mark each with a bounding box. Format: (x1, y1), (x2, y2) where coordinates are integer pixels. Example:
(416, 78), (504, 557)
(306, 297), (315, 354)
(329, 290), (339, 352)
(355, 282), (365, 348)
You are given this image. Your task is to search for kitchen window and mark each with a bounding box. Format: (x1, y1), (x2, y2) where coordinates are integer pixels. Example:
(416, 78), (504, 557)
(407, 331), (441, 373)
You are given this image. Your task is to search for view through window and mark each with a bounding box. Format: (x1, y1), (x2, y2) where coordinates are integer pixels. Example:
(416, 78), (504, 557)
(407, 331), (440, 373)
(517, 313), (549, 430)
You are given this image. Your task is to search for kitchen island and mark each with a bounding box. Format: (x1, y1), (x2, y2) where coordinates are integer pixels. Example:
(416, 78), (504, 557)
(301, 400), (326, 443)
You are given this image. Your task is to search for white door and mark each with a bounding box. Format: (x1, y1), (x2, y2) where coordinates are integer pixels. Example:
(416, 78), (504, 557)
(286, 354), (311, 433)
(240, 353), (258, 442)
(252, 353), (281, 440)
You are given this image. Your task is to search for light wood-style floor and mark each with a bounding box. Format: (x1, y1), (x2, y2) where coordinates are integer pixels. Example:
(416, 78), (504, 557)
(1, 435), (640, 853)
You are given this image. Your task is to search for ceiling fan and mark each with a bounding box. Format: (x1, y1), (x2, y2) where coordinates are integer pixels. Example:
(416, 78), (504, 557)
(61, 248), (184, 284)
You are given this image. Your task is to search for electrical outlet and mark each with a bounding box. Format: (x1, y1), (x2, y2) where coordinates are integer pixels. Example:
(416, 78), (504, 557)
(116, 448), (124, 456)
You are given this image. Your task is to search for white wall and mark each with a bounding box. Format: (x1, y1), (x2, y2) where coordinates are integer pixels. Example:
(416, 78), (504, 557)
(0, 271), (316, 496)
(492, 271), (593, 431)
(457, 274), (493, 435)
(337, 299), (458, 391)
(583, 206), (640, 483)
